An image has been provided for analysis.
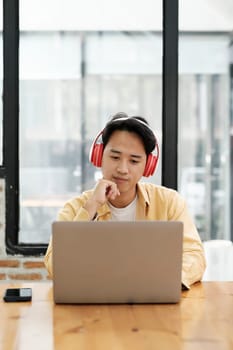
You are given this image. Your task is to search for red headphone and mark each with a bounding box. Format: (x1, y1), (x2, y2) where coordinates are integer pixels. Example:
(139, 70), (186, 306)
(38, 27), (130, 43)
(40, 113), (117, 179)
(89, 119), (159, 177)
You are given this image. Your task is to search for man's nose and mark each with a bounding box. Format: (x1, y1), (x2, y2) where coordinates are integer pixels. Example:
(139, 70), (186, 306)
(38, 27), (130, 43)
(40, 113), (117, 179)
(117, 160), (128, 173)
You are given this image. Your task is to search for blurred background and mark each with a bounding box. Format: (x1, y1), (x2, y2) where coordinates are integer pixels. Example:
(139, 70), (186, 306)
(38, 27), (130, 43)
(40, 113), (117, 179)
(0, 1), (232, 256)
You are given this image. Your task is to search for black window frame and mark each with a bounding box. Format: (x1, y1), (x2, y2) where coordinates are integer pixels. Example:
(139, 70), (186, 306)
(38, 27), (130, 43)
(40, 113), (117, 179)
(1, 0), (178, 255)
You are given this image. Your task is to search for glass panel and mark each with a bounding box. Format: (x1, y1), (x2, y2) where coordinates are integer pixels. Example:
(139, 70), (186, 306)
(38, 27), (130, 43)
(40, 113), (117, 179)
(19, 32), (81, 243)
(178, 3), (233, 241)
(19, 2), (162, 244)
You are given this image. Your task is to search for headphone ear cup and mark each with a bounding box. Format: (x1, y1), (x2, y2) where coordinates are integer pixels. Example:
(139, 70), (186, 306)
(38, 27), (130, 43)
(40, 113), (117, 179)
(90, 143), (104, 167)
(143, 154), (158, 177)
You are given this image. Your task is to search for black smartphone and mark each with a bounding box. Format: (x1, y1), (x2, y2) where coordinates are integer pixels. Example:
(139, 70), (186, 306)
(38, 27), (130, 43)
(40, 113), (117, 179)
(3, 288), (32, 302)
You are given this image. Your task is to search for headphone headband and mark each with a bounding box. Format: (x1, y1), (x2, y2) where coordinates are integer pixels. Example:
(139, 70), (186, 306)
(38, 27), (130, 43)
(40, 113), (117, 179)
(110, 116), (154, 131)
(89, 117), (159, 177)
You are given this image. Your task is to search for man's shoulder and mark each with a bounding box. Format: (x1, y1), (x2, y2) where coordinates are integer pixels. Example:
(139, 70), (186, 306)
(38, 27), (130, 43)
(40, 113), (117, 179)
(65, 189), (94, 207)
(138, 182), (185, 207)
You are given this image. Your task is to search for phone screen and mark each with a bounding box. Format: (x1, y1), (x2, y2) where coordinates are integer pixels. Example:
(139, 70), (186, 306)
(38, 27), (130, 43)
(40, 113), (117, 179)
(3, 288), (32, 302)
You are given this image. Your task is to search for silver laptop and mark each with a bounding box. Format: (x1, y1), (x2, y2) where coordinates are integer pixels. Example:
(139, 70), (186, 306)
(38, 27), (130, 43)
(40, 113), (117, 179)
(52, 221), (183, 304)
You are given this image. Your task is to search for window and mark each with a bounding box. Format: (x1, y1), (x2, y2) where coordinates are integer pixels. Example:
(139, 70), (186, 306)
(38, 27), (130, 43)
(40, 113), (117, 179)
(18, 0), (164, 247)
(19, 32), (162, 243)
(3, 1), (232, 257)
(19, 31), (163, 244)
(178, 2), (233, 241)
(4, 0), (182, 254)
(19, 31), (82, 243)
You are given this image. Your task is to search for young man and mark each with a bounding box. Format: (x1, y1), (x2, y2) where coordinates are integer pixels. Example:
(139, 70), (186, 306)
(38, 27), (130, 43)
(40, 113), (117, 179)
(44, 112), (206, 289)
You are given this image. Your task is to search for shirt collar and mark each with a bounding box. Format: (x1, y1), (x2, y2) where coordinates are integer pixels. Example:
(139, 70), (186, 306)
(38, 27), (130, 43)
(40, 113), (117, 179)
(136, 182), (150, 206)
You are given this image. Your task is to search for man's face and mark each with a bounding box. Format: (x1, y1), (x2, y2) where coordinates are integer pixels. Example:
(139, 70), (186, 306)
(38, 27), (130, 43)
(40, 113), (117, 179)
(101, 130), (147, 196)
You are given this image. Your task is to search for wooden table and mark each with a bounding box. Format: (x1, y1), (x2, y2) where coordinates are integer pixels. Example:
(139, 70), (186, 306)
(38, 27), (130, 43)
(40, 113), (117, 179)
(0, 282), (232, 350)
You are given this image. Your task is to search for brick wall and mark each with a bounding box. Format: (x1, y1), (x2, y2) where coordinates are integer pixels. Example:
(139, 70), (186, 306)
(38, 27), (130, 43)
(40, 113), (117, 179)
(0, 257), (51, 281)
(0, 179), (51, 281)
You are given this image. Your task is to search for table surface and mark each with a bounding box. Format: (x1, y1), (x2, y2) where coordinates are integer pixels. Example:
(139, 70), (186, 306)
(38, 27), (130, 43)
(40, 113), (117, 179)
(0, 281), (232, 350)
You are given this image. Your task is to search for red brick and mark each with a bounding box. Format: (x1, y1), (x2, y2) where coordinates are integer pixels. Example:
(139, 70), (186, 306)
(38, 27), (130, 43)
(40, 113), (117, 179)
(8, 273), (43, 281)
(23, 261), (45, 269)
(0, 259), (20, 268)
(0, 273), (6, 280)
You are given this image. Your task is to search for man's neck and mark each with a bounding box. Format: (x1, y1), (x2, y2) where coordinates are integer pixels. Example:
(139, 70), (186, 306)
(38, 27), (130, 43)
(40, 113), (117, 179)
(109, 188), (137, 208)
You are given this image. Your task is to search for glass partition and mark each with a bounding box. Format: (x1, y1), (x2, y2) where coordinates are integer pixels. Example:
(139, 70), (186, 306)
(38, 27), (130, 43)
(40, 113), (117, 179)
(19, 2), (163, 243)
(178, 2), (233, 241)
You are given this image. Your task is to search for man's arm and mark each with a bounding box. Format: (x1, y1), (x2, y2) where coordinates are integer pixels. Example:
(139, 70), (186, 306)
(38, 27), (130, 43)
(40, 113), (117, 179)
(168, 192), (206, 289)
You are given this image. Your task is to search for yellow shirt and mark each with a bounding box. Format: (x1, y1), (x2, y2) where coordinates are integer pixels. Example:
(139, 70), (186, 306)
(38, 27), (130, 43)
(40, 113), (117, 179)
(44, 182), (206, 289)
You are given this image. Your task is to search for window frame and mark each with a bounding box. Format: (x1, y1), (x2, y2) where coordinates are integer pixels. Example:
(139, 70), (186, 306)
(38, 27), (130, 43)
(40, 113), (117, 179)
(2, 0), (178, 255)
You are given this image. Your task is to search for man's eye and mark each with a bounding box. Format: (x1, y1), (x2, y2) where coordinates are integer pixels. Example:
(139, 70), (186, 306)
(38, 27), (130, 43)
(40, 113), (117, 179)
(131, 159), (139, 164)
(111, 156), (119, 160)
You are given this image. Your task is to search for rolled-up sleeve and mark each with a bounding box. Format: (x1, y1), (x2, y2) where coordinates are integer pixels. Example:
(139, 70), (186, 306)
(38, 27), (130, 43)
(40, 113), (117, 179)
(168, 192), (206, 289)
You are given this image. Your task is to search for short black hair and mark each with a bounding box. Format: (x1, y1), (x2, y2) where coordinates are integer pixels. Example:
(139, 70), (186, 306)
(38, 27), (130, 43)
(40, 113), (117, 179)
(102, 112), (156, 155)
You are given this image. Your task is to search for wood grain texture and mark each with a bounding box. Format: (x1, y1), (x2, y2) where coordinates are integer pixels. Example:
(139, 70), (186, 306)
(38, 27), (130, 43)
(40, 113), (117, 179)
(0, 282), (232, 350)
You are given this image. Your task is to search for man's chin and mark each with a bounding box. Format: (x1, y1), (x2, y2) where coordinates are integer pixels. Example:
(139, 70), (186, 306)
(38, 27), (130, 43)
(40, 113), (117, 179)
(117, 186), (131, 195)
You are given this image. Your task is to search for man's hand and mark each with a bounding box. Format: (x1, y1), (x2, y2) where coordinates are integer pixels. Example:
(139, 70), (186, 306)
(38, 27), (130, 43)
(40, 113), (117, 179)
(83, 179), (120, 220)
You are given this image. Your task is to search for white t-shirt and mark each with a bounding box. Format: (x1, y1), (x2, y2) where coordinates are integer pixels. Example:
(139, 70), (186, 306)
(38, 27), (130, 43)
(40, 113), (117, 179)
(108, 196), (137, 221)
